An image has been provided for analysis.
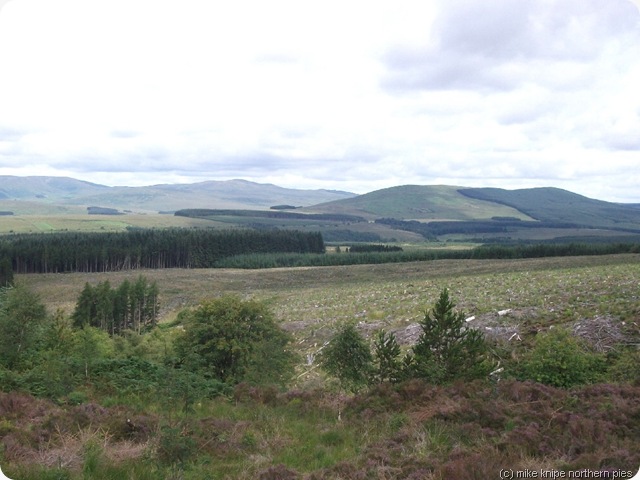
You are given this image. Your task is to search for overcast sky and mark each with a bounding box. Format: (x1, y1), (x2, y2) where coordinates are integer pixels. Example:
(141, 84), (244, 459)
(0, 0), (639, 202)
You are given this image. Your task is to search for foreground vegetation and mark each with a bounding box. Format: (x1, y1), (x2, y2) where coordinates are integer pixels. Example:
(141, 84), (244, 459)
(0, 254), (639, 478)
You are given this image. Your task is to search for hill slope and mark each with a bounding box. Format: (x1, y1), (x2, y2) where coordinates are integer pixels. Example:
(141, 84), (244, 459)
(0, 176), (356, 213)
(305, 185), (535, 221)
(459, 187), (640, 230)
(0, 176), (108, 200)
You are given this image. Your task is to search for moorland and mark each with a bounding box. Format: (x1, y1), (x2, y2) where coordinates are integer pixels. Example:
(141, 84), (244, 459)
(0, 177), (639, 479)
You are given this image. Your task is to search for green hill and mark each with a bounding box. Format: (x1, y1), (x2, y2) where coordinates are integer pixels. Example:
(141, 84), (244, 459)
(459, 187), (640, 230)
(305, 185), (535, 221)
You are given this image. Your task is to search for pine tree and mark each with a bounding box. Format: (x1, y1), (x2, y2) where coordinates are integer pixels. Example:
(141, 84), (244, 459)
(319, 322), (373, 393)
(372, 329), (403, 384)
(410, 288), (489, 383)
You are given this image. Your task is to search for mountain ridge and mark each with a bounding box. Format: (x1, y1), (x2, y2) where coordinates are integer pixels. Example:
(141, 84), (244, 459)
(0, 176), (356, 213)
(2, 176), (640, 234)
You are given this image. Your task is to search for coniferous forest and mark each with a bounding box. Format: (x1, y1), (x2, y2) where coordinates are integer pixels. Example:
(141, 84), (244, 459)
(0, 229), (325, 274)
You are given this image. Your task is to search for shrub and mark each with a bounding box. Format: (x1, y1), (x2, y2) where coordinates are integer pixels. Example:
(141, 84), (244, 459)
(174, 296), (297, 387)
(606, 349), (640, 385)
(514, 328), (607, 388)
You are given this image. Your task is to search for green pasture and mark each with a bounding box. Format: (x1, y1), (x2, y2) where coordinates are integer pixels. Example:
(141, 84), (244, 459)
(0, 213), (217, 234)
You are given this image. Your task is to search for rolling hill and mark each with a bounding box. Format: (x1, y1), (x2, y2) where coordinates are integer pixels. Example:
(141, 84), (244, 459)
(3, 177), (640, 242)
(298, 185), (640, 242)
(303, 185), (534, 221)
(0, 176), (356, 213)
(305, 184), (640, 226)
(458, 187), (640, 230)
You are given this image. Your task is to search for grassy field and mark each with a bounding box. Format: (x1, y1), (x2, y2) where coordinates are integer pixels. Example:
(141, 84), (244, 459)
(21, 253), (640, 369)
(0, 213), (221, 234)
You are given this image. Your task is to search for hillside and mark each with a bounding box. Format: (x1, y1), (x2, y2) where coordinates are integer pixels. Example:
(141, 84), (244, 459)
(459, 187), (640, 230)
(304, 185), (535, 221)
(0, 176), (108, 200)
(301, 184), (640, 242)
(0, 176), (356, 213)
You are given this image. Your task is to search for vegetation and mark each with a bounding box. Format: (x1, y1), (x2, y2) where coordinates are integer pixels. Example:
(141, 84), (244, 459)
(514, 328), (607, 388)
(173, 296), (297, 387)
(408, 288), (491, 383)
(71, 276), (159, 335)
(175, 208), (366, 223)
(0, 251), (638, 478)
(213, 242), (640, 269)
(0, 257), (13, 287)
(320, 289), (491, 388)
(0, 229), (325, 273)
(319, 322), (373, 393)
(346, 244), (403, 253)
(459, 186), (640, 229)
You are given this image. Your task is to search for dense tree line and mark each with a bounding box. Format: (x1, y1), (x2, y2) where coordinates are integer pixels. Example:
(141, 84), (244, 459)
(0, 256), (13, 287)
(72, 276), (159, 335)
(213, 242), (640, 269)
(175, 209), (366, 223)
(375, 217), (592, 238)
(377, 217), (640, 238)
(347, 244), (403, 253)
(0, 229), (325, 274)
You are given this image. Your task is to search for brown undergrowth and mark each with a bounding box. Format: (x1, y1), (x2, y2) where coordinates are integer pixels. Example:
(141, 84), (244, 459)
(1, 380), (638, 479)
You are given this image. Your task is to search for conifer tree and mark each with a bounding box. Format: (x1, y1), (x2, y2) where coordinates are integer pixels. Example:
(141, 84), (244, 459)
(409, 288), (489, 383)
(319, 322), (373, 393)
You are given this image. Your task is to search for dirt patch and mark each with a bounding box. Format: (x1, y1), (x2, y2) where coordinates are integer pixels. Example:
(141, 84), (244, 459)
(570, 315), (636, 352)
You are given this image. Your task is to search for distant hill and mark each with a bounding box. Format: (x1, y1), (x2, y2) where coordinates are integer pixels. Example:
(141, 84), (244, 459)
(3, 177), (640, 242)
(302, 184), (640, 241)
(304, 185), (535, 221)
(0, 176), (356, 213)
(458, 187), (640, 230)
(0, 176), (108, 200)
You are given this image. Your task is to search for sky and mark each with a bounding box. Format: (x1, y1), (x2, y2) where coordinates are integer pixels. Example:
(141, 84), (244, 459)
(0, 0), (639, 202)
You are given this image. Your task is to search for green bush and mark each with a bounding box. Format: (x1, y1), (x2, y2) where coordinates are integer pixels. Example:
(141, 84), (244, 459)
(174, 296), (297, 387)
(514, 328), (607, 388)
(371, 330), (403, 384)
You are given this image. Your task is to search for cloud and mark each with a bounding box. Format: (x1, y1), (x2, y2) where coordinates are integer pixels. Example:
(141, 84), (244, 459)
(0, 1), (639, 202)
(381, 0), (640, 93)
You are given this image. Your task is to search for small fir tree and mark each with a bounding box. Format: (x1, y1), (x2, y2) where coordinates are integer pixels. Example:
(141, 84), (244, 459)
(372, 329), (403, 384)
(319, 322), (373, 393)
(410, 288), (489, 383)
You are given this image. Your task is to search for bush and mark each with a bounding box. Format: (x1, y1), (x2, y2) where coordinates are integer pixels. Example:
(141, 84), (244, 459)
(514, 328), (607, 388)
(371, 330), (403, 384)
(174, 296), (297, 387)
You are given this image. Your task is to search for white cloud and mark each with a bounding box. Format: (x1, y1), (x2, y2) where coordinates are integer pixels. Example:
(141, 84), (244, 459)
(0, 0), (639, 202)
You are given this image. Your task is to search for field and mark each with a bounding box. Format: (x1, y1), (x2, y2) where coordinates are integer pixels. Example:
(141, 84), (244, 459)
(22, 253), (640, 377)
(3, 254), (640, 479)
(0, 213), (221, 234)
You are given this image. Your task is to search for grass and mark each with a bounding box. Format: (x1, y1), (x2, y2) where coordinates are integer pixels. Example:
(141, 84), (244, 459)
(20, 253), (640, 372)
(4, 253), (640, 478)
(304, 185), (535, 221)
(0, 214), (219, 234)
